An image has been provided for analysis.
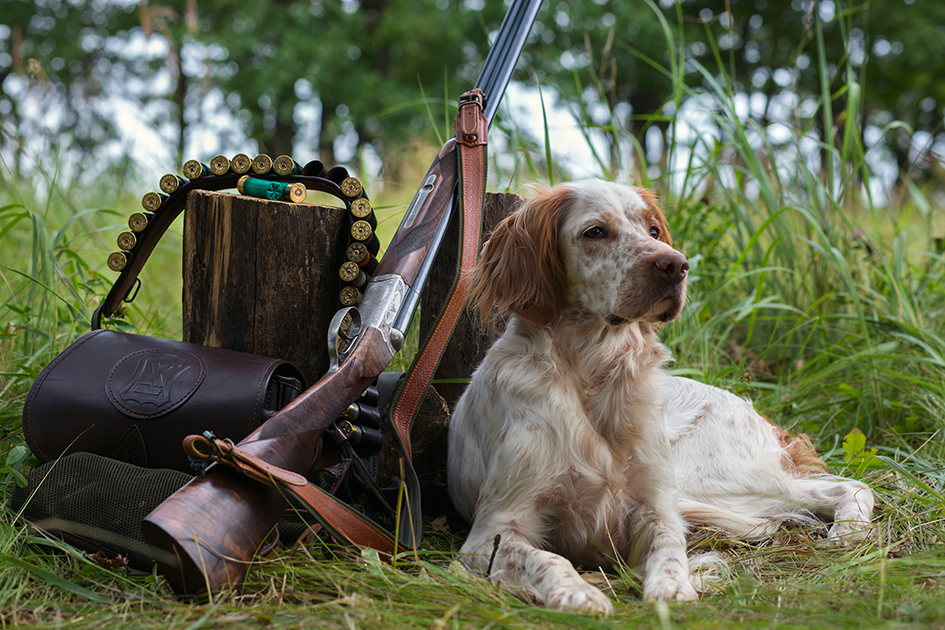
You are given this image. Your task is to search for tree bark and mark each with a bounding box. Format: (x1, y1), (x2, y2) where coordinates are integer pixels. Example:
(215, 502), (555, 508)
(182, 189), (348, 385)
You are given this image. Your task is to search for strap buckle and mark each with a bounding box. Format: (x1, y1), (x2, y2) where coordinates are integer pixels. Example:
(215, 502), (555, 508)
(458, 89), (484, 109)
(457, 89), (487, 147)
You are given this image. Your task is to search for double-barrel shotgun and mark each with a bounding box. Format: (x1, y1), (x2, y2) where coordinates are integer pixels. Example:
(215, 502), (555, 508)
(140, 0), (545, 596)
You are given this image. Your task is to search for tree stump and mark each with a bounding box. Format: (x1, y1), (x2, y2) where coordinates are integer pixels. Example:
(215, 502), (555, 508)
(182, 189), (347, 384)
(411, 192), (523, 483)
(420, 192), (523, 410)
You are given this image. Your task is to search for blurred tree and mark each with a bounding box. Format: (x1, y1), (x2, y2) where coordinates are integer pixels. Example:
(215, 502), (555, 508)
(1, 0), (142, 177)
(3, 0), (942, 182)
(197, 0), (507, 166)
(1, 0), (510, 177)
(528, 0), (945, 181)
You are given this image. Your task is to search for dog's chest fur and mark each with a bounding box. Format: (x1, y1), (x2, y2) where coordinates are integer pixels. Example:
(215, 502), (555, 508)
(485, 317), (672, 562)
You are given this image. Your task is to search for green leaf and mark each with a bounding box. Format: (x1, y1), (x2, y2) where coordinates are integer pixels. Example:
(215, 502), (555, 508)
(843, 428), (866, 462)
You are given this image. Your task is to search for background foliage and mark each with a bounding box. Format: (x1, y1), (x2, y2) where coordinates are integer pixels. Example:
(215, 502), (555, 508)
(4, 0), (945, 184)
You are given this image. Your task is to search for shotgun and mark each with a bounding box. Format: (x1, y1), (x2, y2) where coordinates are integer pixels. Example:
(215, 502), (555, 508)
(140, 0), (544, 596)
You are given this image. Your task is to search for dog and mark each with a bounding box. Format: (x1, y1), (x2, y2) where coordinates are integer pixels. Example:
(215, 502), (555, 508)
(447, 180), (873, 613)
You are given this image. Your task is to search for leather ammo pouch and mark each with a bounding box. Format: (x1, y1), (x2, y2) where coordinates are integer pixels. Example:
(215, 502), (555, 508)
(22, 329), (306, 473)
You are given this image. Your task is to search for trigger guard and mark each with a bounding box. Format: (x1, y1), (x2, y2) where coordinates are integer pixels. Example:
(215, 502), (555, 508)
(327, 306), (362, 375)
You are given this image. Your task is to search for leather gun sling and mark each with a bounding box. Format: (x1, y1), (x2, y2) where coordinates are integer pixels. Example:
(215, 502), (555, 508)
(384, 89), (488, 547)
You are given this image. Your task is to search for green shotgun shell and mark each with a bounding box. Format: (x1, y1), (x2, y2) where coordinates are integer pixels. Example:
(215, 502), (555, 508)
(182, 160), (209, 179)
(239, 176), (307, 203)
(128, 212), (153, 233)
(117, 231), (137, 251)
(286, 182), (307, 203)
(141, 191), (168, 212)
(107, 252), (127, 272)
(340, 177), (363, 198)
(232, 153), (253, 174)
(273, 155), (299, 176)
(339, 285), (362, 306)
(209, 155), (231, 175)
(252, 154), (273, 175)
(159, 174), (187, 194)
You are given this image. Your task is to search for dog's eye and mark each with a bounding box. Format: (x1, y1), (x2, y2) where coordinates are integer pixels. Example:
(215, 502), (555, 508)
(583, 226), (607, 239)
(649, 226), (660, 239)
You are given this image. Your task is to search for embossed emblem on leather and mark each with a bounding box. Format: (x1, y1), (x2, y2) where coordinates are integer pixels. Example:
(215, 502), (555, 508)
(107, 349), (205, 418)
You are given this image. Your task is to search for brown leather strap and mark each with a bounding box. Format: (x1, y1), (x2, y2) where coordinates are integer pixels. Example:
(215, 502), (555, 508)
(291, 483), (397, 558)
(391, 89), (488, 457)
(186, 433), (397, 556)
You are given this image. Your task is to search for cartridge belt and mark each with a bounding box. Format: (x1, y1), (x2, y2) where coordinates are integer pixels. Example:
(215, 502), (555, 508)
(93, 160), (378, 329)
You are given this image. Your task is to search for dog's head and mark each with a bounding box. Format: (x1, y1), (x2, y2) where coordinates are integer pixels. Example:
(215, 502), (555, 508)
(470, 180), (688, 328)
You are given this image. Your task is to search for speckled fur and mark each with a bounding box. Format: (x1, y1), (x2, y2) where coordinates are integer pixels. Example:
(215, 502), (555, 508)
(448, 180), (874, 613)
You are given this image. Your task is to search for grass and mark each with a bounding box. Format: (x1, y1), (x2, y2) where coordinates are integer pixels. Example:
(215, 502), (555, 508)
(3, 3), (945, 628)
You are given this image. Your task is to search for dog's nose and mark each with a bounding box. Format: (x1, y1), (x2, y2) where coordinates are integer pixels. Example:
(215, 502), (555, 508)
(652, 252), (689, 283)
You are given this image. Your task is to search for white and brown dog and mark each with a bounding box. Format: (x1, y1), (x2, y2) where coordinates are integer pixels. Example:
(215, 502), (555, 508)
(447, 180), (873, 613)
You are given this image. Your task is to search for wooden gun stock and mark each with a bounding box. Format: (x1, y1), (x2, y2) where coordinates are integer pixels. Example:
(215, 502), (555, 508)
(141, 328), (393, 595)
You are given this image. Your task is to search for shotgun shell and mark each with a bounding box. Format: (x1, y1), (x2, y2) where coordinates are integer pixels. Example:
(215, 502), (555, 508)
(107, 252), (127, 272)
(117, 231), (137, 251)
(128, 212), (154, 233)
(239, 176), (307, 203)
(350, 197), (372, 218)
(209, 155), (231, 175)
(351, 198), (377, 229)
(345, 242), (378, 274)
(182, 160), (209, 179)
(141, 191), (168, 212)
(286, 182), (307, 203)
(159, 174), (187, 194)
(337, 420), (382, 450)
(339, 286), (362, 306)
(340, 402), (381, 429)
(232, 153), (253, 174)
(346, 242), (368, 264)
(350, 220), (373, 242)
(273, 155), (299, 176)
(340, 177), (362, 198)
(252, 154), (273, 174)
(339, 311), (354, 332)
(339, 261), (367, 287)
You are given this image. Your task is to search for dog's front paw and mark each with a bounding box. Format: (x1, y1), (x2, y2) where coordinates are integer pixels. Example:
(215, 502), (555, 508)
(545, 581), (613, 614)
(644, 572), (699, 602)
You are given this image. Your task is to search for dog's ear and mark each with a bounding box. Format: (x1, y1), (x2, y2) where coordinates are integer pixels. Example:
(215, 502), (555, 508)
(634, 186), (672, 247)
(469, 185), (573, 327)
